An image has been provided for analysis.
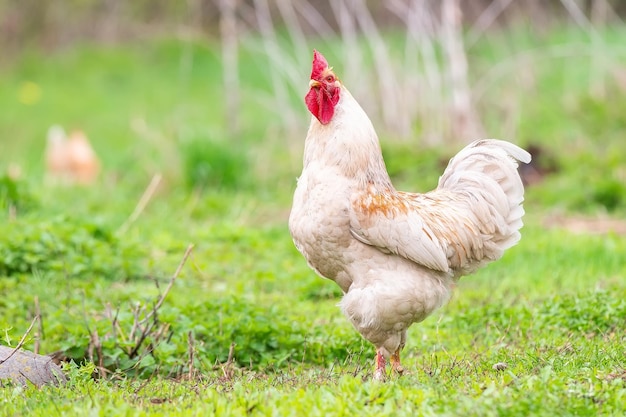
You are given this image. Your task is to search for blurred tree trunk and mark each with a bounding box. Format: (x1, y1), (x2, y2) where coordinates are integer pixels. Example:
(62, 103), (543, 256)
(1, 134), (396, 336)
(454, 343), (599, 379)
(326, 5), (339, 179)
(219, 0), (240, 136)
(590, 0), (609, 99)
(441, 0), (482, 142)
(98, 0), (120, 42)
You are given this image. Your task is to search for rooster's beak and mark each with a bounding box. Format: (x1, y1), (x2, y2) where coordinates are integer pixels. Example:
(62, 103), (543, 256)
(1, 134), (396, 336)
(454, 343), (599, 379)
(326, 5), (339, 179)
(309, 79), (321, 88)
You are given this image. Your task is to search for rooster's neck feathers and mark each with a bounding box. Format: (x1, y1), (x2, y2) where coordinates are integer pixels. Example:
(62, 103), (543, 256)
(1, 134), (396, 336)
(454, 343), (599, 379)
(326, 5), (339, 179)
(304, 86), (393, 188)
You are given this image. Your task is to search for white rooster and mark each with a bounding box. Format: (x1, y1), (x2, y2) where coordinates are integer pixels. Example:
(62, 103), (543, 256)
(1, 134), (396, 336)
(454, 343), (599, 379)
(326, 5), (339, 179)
(289, 50), (531, 380)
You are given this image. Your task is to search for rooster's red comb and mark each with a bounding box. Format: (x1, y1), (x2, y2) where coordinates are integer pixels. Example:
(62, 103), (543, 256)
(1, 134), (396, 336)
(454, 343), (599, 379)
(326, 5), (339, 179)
(310, 50), (329, 80)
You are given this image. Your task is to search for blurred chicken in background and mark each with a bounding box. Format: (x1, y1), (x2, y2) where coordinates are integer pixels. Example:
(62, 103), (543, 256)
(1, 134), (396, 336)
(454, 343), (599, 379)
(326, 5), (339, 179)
(45, 126), (100, 185)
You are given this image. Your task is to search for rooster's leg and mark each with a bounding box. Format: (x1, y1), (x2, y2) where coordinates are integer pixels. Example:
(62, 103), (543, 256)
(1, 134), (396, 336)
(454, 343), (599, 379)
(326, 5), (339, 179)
(390, 348), (405, 375)
(390, 331), (406, 375)
(373, 349), (387, 381)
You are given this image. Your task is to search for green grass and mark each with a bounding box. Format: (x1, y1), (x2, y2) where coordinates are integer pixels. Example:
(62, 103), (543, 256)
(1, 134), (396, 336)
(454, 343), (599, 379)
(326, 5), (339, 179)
(1, 24), (626, 416)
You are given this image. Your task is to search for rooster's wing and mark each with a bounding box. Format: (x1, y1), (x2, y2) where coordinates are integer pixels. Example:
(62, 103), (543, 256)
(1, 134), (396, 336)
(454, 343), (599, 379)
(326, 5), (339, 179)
(350, 189), (487, 273)
(349, 139), (530, 275)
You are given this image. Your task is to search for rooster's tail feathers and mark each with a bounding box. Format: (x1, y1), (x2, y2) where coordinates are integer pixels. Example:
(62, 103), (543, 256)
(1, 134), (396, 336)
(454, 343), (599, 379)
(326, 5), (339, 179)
(437, 139), (531, 273)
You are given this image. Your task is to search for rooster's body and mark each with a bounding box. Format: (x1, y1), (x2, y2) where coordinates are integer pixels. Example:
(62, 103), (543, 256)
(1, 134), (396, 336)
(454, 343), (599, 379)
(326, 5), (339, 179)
(46, 127), (100, 185)
(289, 51), (531, 380)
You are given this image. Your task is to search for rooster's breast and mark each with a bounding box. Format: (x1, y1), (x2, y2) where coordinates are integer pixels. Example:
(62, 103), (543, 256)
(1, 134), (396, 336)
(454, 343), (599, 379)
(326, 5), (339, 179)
(289, 168), (356, 290)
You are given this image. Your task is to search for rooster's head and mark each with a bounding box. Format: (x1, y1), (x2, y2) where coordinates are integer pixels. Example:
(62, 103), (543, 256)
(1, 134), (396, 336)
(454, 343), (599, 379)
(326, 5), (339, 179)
(305, 50), (341, 125)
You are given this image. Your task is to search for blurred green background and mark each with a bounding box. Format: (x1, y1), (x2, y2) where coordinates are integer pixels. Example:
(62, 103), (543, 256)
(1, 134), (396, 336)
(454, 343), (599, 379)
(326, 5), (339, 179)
(1, 1), (626, 415)
(1, 0), (625, 215)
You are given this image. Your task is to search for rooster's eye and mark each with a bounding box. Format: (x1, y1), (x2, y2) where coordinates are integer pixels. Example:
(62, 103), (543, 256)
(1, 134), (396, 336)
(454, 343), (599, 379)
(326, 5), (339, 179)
(325, 75), (334, 83)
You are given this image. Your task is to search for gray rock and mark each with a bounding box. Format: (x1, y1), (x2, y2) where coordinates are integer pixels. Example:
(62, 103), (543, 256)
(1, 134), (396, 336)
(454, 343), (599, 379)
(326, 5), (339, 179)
(492, 362), (508, 371)
(0, 345), (67, 387)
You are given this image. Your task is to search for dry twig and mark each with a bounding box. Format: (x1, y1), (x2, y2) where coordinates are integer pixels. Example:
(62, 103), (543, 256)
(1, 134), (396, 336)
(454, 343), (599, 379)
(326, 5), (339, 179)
(222, 342), (236, 380)
(187, 331), (196, 380)
(117, 173), (162, 235)
(33, 296), (42, 355)
(142, 244), (194, 326)
(126, 244), (194, 359)
(0, 315), (39, 366)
